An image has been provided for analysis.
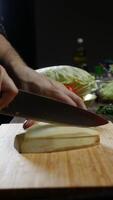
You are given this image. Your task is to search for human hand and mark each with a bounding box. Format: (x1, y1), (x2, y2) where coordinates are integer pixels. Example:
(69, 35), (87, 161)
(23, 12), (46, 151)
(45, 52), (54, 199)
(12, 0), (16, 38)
(19, 67), (86, 109)
(21, 67), (87, 129)
(0, 65), (18, 109)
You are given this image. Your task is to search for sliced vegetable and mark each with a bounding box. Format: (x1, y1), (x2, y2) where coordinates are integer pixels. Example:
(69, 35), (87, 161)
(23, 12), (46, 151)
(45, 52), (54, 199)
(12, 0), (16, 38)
(15, 124), (100, 153)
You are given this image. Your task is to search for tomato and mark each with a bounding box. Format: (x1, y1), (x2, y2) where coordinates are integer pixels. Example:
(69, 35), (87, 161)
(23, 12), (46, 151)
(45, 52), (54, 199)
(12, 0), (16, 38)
(64, 84), (77, 93)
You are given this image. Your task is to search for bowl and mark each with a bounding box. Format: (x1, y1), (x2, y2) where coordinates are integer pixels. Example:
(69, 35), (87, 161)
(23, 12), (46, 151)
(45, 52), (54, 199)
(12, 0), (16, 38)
(83, 93), (97, 107)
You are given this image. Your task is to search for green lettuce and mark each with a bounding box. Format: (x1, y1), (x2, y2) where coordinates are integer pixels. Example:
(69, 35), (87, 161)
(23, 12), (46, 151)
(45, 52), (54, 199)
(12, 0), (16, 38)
(98, 81), (113, 101)
(39, 66), (97, 97)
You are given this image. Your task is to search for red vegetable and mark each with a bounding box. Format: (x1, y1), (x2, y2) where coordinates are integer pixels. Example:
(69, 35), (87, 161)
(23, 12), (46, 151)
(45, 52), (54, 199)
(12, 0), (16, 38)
(64, 84), (77, 93)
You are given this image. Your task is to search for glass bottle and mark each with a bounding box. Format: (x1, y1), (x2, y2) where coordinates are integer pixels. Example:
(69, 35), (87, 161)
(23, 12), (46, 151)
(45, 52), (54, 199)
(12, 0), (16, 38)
(73, 37), (87, 69)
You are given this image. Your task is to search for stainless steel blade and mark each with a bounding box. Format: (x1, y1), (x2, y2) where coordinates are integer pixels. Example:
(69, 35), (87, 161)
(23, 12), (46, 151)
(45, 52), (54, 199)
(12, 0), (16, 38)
(0, 90), (108, 127)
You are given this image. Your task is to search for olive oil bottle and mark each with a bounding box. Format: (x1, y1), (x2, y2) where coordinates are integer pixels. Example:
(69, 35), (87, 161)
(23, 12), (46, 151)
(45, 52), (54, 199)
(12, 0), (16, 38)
(73, 38), (87, 69)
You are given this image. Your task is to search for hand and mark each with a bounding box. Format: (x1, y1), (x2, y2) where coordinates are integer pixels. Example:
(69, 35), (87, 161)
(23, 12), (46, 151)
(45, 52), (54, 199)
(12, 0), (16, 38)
(21, 67), (87, 129)
(19, 67), (86, 109)
(0, 65), (18, 109)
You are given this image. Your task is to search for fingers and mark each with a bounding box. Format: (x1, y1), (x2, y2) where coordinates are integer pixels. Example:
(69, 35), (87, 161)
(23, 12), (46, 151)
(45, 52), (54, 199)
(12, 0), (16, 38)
(0, 65), (18, 109)
(51, 90), (78, 107)
(49, 79), (86, 109)
(23, 119), (38, 129)
(51, 87), (86, 109)
(0, 90), (17, 109)
(67, 91), (87, 110)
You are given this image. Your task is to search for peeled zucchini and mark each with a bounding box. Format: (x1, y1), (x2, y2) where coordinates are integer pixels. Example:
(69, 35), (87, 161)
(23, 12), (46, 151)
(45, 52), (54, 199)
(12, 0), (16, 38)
(14, 124), (100, 153)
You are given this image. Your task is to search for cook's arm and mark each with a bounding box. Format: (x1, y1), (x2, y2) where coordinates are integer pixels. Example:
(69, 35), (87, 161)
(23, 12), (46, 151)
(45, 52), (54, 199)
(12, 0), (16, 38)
(0, 34), (86, 109)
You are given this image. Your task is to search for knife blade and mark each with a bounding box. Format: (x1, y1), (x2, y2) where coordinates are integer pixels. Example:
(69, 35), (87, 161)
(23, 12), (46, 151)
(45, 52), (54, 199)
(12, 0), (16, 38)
(0, 90), (108, 127)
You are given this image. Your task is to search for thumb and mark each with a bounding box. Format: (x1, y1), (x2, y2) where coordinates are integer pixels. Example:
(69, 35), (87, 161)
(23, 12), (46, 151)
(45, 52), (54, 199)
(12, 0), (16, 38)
(0, 90), (17, 109)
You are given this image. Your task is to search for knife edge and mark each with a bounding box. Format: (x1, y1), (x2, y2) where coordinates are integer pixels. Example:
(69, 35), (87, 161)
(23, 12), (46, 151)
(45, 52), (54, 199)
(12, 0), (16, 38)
(0, 90), (108, 127)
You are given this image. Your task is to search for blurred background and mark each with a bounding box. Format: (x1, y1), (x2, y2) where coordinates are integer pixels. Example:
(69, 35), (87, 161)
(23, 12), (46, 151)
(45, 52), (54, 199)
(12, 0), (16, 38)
(0, 0), (113, 71)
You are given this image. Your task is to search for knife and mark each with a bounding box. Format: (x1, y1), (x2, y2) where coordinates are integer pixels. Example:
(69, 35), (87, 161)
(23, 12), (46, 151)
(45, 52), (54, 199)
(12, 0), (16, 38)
(0, 90), (108, 127)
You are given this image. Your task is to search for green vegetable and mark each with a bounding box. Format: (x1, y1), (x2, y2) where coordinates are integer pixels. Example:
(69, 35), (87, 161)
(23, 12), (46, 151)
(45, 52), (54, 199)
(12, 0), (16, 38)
(96, 104), (113, 115)
(98, 81), (113, 101)
(39, 66), (97, 97)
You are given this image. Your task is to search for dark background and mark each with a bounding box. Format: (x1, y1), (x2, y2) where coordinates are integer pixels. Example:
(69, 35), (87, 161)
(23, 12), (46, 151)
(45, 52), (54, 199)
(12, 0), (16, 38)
(0, 0), (36, 68)
(1, 0), (113, 71)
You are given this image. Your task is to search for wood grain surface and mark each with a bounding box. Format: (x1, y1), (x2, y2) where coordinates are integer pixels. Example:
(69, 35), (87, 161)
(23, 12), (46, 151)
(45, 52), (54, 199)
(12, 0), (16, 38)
(0, 122), (113, 189)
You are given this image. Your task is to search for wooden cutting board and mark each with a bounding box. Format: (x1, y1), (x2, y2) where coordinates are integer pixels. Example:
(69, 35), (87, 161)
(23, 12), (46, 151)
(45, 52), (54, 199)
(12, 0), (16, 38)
(0, 122), (113, 189)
